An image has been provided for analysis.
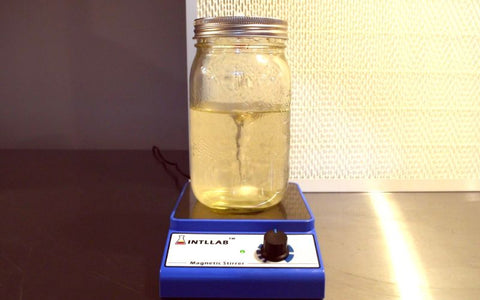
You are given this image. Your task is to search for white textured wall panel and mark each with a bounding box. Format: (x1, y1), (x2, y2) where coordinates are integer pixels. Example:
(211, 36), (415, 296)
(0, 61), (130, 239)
(194, 0), (480, 191)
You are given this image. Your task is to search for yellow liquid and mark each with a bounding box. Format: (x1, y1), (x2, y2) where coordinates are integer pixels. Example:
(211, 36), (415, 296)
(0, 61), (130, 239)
(189, 105), (290, 211)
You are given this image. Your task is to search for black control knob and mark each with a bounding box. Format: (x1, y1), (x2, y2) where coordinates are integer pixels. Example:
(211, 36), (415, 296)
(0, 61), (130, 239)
(261, 229), (289, 262)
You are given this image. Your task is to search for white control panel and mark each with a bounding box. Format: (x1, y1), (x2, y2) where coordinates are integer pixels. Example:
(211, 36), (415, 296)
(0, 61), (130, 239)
(165, 233), (319, 268)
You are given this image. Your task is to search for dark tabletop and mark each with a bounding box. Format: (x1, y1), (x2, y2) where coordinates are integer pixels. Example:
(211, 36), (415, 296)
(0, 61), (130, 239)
(1, 150), (189, 300)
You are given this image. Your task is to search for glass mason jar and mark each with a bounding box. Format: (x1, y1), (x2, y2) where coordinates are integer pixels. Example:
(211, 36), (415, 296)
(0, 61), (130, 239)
(189, 16), (291, 212)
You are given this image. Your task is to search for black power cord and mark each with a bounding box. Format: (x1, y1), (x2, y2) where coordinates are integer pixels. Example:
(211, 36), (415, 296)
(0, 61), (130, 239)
(152, 146), (190, 190)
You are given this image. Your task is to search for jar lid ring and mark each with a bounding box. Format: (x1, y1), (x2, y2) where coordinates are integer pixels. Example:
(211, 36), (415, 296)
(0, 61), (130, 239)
(194, 16), (288, 39)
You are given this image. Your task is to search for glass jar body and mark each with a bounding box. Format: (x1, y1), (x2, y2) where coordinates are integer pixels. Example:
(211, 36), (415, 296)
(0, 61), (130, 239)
(189, 37), (291, 212)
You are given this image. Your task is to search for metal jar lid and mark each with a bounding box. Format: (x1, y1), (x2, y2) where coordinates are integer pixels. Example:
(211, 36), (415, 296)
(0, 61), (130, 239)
(193, 16), (288, 39)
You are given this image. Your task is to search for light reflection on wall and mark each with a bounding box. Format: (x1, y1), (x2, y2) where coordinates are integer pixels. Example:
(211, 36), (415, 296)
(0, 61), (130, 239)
(370, 192), (431, 300)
